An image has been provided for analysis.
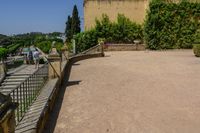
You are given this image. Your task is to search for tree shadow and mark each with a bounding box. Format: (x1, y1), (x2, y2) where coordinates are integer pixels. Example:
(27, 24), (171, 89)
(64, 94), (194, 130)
(72, 63), (80, 66)
(67, 80), (82, 86)
(104, 55), (111, 58)
(43, 62), (81, 133)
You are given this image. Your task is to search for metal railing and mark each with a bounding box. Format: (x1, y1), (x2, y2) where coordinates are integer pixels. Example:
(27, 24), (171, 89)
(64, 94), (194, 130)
(8, 63), (48, 124)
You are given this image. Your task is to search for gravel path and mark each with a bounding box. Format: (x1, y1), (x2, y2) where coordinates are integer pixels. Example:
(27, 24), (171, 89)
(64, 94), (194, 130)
(44, 50), (200, 133)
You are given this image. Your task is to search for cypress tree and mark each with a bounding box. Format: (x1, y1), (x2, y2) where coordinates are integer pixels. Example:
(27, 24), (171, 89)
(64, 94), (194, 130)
(71, 5), (81, 36)
(65, 15), (72, 42)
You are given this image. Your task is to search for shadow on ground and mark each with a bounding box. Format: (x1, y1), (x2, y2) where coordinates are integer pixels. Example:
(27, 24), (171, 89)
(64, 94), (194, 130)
(43, 62), (81, 133)
(67, 80), (82, 87)
(73, 63), (80, 66)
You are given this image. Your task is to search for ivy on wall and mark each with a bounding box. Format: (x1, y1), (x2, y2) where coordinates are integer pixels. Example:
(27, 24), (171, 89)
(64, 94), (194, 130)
(144, 0), (200, 50)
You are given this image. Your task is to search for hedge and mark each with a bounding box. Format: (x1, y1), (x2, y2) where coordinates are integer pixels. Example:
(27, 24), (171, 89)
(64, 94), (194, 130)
(36, 41), (63, 54)
(7, 44), (21, 53)
(144, 0), (200, 50)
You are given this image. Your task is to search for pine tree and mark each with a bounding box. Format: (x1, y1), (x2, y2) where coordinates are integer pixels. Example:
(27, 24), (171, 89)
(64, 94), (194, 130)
(65, 15), (72, 42)
(71, 5), (81, 36)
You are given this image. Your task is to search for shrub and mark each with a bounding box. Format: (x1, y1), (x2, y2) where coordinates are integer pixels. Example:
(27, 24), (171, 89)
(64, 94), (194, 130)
(36, 40), (63, 54)
(193, 44), (200, 57)
(95, 14), (143, 44)
(75, 14), (143, 53)
(75, 29), (98, 53)
(39, 58), (45, 64)
(36, 41), (51, 53)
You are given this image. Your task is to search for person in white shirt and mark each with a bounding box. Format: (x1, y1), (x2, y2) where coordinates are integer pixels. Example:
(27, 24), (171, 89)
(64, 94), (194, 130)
(33, 49), (40, 69)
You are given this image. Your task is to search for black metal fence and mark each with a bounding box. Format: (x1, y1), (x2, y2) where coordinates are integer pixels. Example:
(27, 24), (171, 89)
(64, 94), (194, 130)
(8, 63), (48, 124)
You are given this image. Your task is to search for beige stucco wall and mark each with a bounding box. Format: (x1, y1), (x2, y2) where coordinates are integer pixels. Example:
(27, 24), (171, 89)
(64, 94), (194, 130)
(84, 0), (149, 30)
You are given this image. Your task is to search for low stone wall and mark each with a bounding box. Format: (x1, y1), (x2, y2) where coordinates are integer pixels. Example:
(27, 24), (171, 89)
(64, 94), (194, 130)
(70, 53), (104, 64)
(104, 44), (146, 51)
(15, 51), (104, 133)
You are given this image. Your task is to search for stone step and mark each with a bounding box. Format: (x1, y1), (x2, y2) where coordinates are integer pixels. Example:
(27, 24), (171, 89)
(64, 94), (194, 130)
(1, 82), (21, 86)
(1, 87), (40, 94)
(4, 79), (25, 82)
(0, 91), (12, 95)
(0, 88), (14, 93)
(0, 85), (17, 90)
(8, 73), (32, 76)
(6, 75), (29, 79)
(0, 84), (18, 88)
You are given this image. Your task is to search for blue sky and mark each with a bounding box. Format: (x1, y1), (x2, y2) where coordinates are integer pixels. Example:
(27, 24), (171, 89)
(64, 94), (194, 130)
(0, 0), (83, 35)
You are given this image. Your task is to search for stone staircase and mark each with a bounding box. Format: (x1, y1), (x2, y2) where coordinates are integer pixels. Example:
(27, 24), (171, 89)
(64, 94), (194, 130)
(0, 65), (37, 96)
(0, 75), (29, 95)
(0, 64), (48, 125)
(0, 65), (45, 107)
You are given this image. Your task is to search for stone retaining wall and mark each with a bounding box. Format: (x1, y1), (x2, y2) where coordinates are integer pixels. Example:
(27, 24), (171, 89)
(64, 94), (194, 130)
(104, 44), (146, 51)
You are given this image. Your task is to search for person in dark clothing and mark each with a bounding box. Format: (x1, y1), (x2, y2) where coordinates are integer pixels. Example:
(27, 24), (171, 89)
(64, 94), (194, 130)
(27, 50), (33, 64)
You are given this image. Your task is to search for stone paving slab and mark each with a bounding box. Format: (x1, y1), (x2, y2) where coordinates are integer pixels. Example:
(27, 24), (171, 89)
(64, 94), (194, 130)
(44, 50), (200, 133)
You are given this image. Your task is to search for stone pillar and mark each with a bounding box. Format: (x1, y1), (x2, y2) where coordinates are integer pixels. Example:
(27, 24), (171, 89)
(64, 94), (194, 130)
(61, 43), (69, 61)
(0, 61), (6, 76)
(99, 42), (105, 57)
(134, 40), (141, 51)
(0, 93), (17, 133)
(23, 55), (27, 64)
(48, 46), (61, 79)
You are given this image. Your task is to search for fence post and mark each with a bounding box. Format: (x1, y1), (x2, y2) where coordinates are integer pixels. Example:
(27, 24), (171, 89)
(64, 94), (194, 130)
(0, 93), (17, 133)
(48, 46), (61, 79)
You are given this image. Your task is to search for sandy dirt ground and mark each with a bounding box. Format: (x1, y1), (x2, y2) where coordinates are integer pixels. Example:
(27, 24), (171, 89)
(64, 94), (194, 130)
(44, 50), (200, 133)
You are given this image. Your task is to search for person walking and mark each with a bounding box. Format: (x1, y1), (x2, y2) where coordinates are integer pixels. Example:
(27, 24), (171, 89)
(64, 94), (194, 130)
(33, 49), (40, 69)
(27, 50), (33, 64)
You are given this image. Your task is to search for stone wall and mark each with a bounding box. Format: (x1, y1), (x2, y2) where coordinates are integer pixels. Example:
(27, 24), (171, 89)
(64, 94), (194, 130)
(84, 0), (149, 30)
(104, 44), (146, 51)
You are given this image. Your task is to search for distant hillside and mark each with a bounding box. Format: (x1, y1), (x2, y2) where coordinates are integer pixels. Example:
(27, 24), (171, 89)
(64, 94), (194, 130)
(0, 34), (7, 38)
(0, 32), (64, 54)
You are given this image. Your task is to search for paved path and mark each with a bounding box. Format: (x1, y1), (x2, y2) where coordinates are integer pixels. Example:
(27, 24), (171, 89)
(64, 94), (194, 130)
(44, 50), (200, 133)
(9, 64), (38, 75)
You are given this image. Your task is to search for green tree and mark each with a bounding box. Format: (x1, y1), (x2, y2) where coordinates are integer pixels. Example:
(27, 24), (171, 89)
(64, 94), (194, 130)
(0, 48), (8, 60)
(65, 15), (72, 42)
(71, 5), (81, 36)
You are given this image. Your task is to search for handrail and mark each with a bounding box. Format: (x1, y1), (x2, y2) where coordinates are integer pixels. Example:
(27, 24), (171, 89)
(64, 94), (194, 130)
(8, 63), (48, 124)
(8, 63), (47, 95)
(43, 56), (60, 79)
(77, 44), (101, 55)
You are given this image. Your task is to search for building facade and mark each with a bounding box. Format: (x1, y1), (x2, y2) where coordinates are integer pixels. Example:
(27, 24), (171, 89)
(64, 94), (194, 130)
(84, 0), (149, 30)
